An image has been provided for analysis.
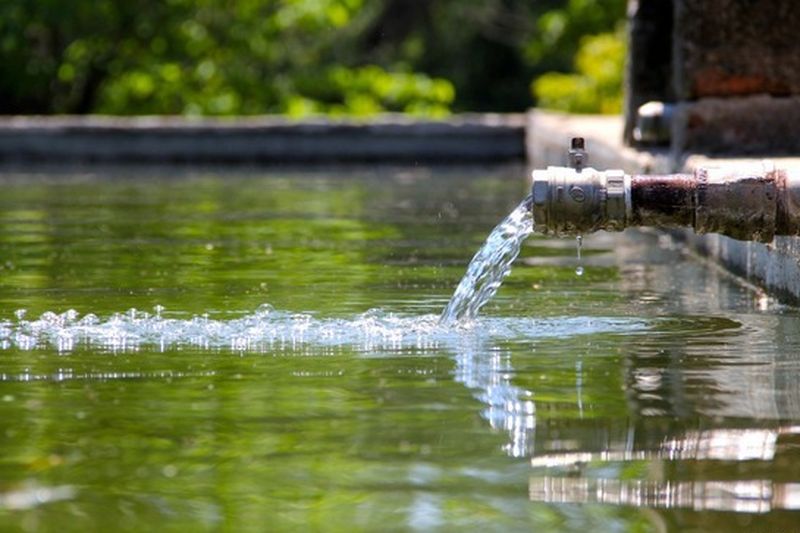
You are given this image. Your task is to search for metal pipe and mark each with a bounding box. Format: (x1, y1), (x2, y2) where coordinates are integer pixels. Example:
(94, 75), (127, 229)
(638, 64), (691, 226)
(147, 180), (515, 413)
(531, 139), (800, 243)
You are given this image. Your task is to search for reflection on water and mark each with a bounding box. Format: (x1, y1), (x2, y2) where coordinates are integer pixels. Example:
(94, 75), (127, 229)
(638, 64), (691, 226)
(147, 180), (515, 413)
(527, 424), (800, 512)
(529, 426), (787, 465)
(0, 484), (75, 511)
(454, 231), (800, 519)
(461, 334), (800, 514)
(454, 332), (800, 514)
(0, 369), (217, 383)
(2, 167), (800, 531)
(453, 344), (536, 458)
(529, 477), (800, 513)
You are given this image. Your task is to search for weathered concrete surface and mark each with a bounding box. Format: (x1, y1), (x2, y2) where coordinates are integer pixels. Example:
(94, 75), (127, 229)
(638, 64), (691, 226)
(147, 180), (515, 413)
(0, 114), (526, 164)
(527, 109), (800, 304)
(673, 96), (800, 156)
(674, 0), (800, 100)
(625, 0), (800, 155)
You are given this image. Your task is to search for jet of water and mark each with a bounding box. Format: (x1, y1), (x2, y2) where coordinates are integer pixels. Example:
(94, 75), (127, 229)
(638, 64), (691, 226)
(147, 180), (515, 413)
(440, 195), (534, 324)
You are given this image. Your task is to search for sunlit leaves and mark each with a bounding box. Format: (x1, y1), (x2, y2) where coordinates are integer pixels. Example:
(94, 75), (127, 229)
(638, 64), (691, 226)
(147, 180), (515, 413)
(532, 30), (625, 114)
(526, 0), (626, 113)
(0, 0), (626, 115)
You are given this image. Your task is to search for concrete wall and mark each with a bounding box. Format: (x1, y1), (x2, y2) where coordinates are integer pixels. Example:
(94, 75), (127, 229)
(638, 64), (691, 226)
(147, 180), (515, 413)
(673, 0), (800, 101)
(626, 0), (800, 156)
(0, 114), (526, 165)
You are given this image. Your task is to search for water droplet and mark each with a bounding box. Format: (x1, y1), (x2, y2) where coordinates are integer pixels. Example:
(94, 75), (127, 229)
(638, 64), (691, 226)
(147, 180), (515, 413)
(575, 235), (584, 277)
(256, 303), (275, 315)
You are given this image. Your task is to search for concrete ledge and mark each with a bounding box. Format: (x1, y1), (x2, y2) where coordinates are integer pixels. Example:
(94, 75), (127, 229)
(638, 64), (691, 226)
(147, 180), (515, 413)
(0, 114), (526, 164)
(527, 109), (800, 304)
(675, 96), (800, 155)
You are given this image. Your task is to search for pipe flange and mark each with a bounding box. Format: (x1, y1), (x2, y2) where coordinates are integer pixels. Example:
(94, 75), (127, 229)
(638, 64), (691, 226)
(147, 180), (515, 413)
(603, 170), (627, 230)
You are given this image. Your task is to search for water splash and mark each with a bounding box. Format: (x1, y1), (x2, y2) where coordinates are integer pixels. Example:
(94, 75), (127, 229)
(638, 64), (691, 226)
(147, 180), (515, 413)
(0, 305), (646, 355)
(441, 195), (534, 324)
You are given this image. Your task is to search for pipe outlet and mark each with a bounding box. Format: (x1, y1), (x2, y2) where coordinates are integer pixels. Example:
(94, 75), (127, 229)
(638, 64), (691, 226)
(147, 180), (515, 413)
(531, 139), (800, 243)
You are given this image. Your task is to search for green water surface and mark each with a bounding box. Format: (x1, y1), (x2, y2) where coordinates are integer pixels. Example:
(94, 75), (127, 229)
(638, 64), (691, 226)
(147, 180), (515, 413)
(1, 166), (799, 532)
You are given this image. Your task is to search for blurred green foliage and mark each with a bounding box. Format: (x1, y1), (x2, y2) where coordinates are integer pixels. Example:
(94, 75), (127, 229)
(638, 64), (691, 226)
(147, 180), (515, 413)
(0, 0), (625, 116)
(532, 29), (626, 114)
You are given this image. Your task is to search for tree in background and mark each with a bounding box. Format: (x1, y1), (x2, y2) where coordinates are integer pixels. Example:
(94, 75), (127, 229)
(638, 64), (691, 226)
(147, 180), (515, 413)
(528, 0), (626, 113)
(0, 0), (625, 116)
(532, 29), (626, 114)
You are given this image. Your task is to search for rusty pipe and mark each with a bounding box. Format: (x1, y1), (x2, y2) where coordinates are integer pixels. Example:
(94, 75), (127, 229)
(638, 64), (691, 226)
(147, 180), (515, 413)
(530, 141), (800, 243)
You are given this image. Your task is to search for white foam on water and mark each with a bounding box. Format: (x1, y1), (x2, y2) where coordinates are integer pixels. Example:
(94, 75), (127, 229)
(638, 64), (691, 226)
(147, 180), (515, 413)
(0, 304), (647, 355)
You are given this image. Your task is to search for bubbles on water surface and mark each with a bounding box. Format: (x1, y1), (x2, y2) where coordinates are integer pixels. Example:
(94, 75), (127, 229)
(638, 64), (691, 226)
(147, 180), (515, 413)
(0, 305), (648, 355)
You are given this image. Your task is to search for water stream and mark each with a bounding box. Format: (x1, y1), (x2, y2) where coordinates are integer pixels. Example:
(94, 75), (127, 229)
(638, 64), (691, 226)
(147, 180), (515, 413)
(440, 195), (534, 324)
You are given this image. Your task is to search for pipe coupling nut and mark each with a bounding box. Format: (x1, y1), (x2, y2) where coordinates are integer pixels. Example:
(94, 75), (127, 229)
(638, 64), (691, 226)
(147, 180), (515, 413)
(603, 170), (628, 230)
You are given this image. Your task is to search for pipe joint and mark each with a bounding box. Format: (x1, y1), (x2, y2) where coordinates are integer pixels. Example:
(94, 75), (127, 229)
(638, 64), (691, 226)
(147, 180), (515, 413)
(693, 167), (778, 242)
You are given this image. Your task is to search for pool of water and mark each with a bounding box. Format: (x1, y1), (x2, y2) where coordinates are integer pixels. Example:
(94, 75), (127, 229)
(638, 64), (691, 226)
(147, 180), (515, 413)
(1, 165), (799, 531)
